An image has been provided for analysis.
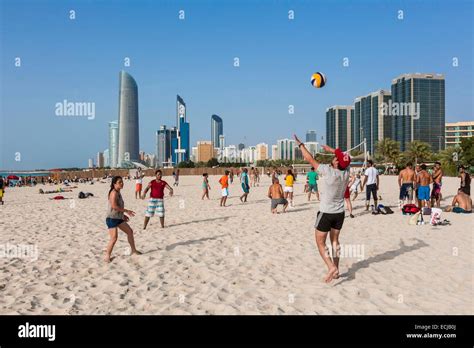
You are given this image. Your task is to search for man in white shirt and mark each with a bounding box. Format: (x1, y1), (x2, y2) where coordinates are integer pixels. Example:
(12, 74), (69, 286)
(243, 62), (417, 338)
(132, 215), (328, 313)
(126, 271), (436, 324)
(361, 160), (379, 211)
(294, 134), (351, 283)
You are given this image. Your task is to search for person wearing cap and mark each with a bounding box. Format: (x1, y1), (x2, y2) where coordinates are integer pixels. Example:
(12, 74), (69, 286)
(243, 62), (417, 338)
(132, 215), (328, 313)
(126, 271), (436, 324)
(293, 134), (351, 283)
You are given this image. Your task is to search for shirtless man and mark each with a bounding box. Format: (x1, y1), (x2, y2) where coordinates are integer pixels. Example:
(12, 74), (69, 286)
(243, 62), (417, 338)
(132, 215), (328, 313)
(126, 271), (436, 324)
(416, 164), (432, 208)
(430, 161), (443, 208)
(398, 162), (416, 206)
(445, 189), (472, 213)
(268, 178), (288, 213)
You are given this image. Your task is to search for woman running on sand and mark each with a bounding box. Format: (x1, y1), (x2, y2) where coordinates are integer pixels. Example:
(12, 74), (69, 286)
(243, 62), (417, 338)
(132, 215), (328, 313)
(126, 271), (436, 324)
(105, 176), (141, 263)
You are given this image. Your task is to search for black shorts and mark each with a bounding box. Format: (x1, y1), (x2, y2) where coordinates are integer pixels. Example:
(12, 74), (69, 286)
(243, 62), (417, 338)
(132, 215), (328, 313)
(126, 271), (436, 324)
(366, 183), (377, 201)
(315, 211), (345, 232)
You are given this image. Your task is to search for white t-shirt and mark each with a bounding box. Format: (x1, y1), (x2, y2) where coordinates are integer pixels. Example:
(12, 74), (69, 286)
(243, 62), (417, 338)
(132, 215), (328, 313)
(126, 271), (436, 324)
(317, 164), (350, 214)
(364, 167), (378, 185)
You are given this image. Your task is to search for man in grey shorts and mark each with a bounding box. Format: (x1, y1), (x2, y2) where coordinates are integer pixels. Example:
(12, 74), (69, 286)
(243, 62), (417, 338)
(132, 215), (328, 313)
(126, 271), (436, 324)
(294, 134), (351, 283)
(268, 177), (288, 213)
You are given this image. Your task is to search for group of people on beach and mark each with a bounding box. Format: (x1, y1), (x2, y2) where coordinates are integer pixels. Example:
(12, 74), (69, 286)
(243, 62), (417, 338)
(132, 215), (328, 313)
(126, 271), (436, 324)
(101, 135), (472, 279)
(397, 161), (472, 213)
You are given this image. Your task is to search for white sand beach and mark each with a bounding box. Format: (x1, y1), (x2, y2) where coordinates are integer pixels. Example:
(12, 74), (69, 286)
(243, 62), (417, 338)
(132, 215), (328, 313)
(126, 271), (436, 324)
(0, 174), (472, 314)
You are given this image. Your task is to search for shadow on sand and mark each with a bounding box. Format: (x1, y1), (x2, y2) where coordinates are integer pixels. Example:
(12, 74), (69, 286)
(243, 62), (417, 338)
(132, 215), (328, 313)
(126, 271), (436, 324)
(168, 216), (234, 228)
(165, 234), (228, 251)
(335, 239), (429, 286)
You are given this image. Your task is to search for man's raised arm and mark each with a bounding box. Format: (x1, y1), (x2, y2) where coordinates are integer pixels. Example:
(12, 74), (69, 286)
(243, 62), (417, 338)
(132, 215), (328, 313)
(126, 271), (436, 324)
(293, 134), (325, 171)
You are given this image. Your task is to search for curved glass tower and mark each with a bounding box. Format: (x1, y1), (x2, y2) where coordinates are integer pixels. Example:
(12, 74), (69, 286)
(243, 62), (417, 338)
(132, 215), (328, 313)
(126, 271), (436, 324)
(211, 114), (223, 149)
(117, 71), (139, 167)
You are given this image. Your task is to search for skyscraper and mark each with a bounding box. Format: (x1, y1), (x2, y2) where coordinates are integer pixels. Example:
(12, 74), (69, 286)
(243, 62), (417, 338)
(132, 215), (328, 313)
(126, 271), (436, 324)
(353, 90), (392, 155)
(211, 114), (223, 149)
(391, 73), (445, 151)
(306, 130), (317, 142)
(238, 143), (245, 151)
(97, 152), (104, 168)
(108, 120), (119, 168)
(277, 139), (296, 160)
(326, 106), (354, 150)
(256, 143), (269, 161)
(219, 134), (225, 150)
(156, 125), (178, 167)
(117, 71), (139, 167)
(103, 149), (110, 167)
(176, 95), (190, 163)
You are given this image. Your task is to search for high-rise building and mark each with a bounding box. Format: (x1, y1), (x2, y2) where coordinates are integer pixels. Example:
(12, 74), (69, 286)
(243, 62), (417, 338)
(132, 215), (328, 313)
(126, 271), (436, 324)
(353, 90), (392, 155)
(305, 142), (319, 156)
(117, 71), (140, 167)
(238, 143), (245, 151)
(391, 73), (445, 152)
(445, 121), (474, 147)
(108, 120), (119, 168)
(219, 134), (225, 150)
(97, 152), (104, 168)
(88, 158), (94, 168)
(211, 114), (224, 149)
(197, 141), (214, 162)
(326, 106), (354, 151)
(178, 116), (190, 162)
(103, 149), (110, 167)
(139, 151), (145, 162)
(256, 143), (269, 161)
(223, 145), (238, 162)
(271, 144), (278, 160)
(176, 95), (189, 164)
(306, 130), (317, 142)
(156, 125), (178, 167)
(191, 147), (198, 162)
(277, 139), (296, 160)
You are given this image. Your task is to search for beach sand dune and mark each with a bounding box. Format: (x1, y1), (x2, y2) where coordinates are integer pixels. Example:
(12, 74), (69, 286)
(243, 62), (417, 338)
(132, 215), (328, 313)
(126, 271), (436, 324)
(0, 174), (472, 314)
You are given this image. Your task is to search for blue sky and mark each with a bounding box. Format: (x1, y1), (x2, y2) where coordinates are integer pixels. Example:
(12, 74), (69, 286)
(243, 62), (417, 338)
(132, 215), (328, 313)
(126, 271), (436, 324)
(1, 0), (473, 170)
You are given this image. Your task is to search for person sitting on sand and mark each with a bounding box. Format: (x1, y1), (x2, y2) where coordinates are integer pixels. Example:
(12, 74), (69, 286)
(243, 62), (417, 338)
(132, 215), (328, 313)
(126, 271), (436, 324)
(202, 173), (211, 200)
(105, 176), (141, 263)
(445, 189), (472, 214)
(268, 178), (288, 214)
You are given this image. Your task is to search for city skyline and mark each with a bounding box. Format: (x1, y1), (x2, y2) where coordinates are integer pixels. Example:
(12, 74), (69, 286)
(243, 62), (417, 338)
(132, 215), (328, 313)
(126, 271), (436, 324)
(1, 0), (473, 170)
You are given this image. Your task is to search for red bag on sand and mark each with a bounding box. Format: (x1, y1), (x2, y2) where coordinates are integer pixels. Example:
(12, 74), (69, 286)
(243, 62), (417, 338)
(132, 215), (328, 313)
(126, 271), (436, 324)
(402, 204), (419, 215)
(52, 195), (65, 200)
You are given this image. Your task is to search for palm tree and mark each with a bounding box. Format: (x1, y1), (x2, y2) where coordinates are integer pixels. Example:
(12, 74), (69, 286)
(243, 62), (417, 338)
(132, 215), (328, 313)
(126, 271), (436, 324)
(436, 146), (458, 176)
(405, 140), (432, 165)
(375, 138), (400, 164)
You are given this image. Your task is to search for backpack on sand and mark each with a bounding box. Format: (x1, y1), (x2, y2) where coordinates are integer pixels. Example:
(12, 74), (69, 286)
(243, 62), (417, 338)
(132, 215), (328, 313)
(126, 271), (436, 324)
(402, 204), (420, 215)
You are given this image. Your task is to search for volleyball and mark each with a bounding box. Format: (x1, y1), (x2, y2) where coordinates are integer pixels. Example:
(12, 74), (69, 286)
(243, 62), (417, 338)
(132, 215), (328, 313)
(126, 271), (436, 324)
(311, 72), (326, 88)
